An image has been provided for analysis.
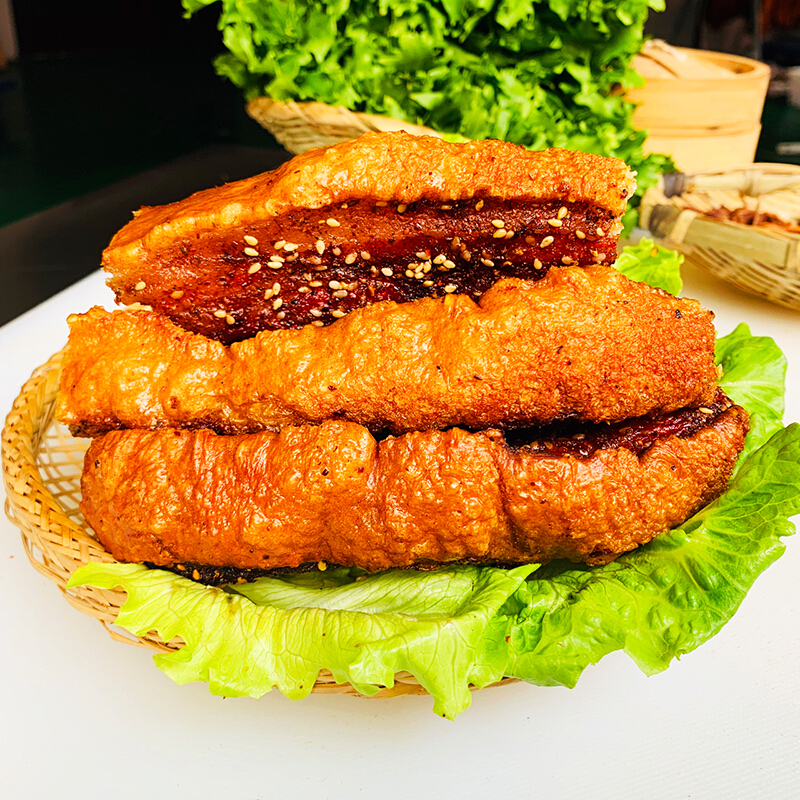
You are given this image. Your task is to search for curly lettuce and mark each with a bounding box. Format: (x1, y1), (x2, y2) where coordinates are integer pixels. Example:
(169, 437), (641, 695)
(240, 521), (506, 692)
(182, 0), (674, 224)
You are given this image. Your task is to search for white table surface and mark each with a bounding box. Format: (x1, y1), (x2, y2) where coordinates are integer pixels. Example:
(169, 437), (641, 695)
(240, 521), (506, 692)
(1, 264), (799, 800)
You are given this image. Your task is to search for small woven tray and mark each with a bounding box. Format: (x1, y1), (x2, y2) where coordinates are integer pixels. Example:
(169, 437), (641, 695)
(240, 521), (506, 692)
(2, 351), (512, 699)
(640, 164), (800, 310)
(246, 97), (442, 155)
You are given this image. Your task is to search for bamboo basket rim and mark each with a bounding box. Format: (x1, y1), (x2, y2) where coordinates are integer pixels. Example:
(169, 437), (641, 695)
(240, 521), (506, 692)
(633, 45), (771, 82)
(2, 351), (516, 700)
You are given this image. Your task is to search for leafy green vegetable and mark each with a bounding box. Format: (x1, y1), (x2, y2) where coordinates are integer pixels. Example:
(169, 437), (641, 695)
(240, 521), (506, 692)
(504, 423), (800, 687)
(67, 321), (799, 718)
(68, 562), (536, 719)
(614, 238), (684, 296)
(183, 0), (674, 219)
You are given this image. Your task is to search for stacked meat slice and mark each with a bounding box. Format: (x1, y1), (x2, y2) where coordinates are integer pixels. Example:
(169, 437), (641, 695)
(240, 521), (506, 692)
(58, 132), (749, 583)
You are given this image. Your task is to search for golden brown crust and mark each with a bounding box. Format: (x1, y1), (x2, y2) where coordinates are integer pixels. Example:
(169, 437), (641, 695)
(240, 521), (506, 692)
(57, 267), (719, 436)
(104, 133), (635, 272)
(80, 405), (749, 573)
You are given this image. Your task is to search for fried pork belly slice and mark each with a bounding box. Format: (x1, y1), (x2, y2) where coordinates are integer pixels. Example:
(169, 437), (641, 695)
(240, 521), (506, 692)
(58, 267), (720, 437)
(103, 132), (635, 343)
(80, 396), (749, 576)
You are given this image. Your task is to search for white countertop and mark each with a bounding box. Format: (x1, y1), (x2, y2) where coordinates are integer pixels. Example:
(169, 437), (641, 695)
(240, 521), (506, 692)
(2, 265), (799, 799)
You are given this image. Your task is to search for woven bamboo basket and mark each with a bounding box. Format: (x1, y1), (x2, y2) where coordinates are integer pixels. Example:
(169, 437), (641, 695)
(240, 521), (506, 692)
(2, 350), (513, 700)
(246, 97), (443, 155)
(640, 164), (800, 310)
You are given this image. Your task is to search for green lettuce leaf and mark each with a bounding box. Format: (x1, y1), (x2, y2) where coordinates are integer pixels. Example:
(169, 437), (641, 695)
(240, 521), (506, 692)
(67, 322), (799, 718)
(504, 422), (800, 687)
(68, 563), (536, 719)
(717, 323), (787, 464)
(613, 238), (684, 296)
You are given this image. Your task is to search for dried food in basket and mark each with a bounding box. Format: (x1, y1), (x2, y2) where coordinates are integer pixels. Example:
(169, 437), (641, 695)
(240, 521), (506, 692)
(640, 164), (800, 310)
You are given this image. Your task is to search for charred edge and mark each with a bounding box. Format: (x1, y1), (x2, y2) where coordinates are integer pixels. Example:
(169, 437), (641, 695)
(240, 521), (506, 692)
(146, 557), (534, 586)
(502, 388), (732, 458)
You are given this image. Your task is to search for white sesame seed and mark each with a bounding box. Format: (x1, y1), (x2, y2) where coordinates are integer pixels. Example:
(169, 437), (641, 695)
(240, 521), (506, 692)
(396, 204), (407, 214)
(315, 240), (325, 254)
(243, 247), (259, 257)
(244, 235), (258, 246)
(328, 280), (342, 290)
(333, 290), (348, 299)
(475, 200), (484, 211)
(493, 229), (507, 239)
(171, 290), (184, 299)
(405, 269), (415, 278)
(381, 267), (393, 277)
(298, 286), (311, 293)
(312, 320), (324, 326)
(331, 309), (346, 318)
(540, 236), (554, 247)
(135, 281), (146, 291)
(463, 251), (471, 261)
(481, 258), (494, 267)
(433, 254), (446, 264)
(309, 281), (323, 287)
(248, 263), (262, 274)
(345, 252), (357, 265)
(416, 251), (429, 260)
(268, 261), (283, 270)
(443, 259), (456, 270)
(309, 256), (322, 266)
(277, 311), (286, 319)
(443, 284), (457, 293)
(274, 240), (286, 249)
(225, 315), (235, 325)
(557, 207), (568, 220)
(264, 289), (274, 300)
(561, 256), (574, 265)
(440, 204), (453, 210)
(504, 230), (514, 239)
(491, 219), (505, 228)
(596, 227), (605, 237)
(423, 280), (434, 287)
(283, 242), (298, 252)
(272, 298), (283, 310)
(576, 230), (586, 239)
(272, 282), (280, 294)
(699, 407), (713, 414)
(375, 201), (388, 207)
(270, 254), (285, 262)
(361, 251), (371, 260)
(547, 218), (563, 228)
(422, 264), (431, 273)
(310, 309), (322, 317)
(326, 218), (340, 227)
(332, 247), (341, 256)
(534, 259), (543, 269)
(213, 310), (227, 318)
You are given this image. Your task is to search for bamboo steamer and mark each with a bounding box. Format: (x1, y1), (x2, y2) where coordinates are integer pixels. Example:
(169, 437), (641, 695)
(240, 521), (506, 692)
(628, 41), (770, 173)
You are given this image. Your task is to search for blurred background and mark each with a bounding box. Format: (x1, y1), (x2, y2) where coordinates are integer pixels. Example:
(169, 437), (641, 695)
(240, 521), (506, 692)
(2, 0), (800, 323)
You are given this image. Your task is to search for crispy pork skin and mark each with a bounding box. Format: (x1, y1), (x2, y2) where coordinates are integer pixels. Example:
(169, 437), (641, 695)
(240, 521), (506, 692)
(57, 267), (719, 437)
(80, 400), (749, 575)
(103, 133), (635, 342)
